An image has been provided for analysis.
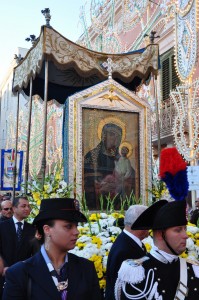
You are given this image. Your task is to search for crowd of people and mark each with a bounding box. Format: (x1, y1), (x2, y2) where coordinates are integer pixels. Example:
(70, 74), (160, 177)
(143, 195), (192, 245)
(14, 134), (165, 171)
(0, 192), (198, 299)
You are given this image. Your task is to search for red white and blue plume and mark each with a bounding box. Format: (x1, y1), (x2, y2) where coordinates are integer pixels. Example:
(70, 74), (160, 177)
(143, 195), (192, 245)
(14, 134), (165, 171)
(159, 147), (189, 201)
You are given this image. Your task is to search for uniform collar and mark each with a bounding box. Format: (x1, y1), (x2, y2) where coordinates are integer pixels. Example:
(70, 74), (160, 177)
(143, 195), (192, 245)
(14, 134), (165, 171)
(150, 244), (178, 263)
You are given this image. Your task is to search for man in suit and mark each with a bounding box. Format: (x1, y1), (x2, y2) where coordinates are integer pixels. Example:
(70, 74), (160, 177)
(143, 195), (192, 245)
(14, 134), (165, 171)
(0, 196), (35, 296)
(105, 205), (148, 300)
(0, 200), (13, 222)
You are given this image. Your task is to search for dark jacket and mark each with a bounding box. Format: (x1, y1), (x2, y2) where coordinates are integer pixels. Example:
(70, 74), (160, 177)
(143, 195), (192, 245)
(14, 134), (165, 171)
(105, 231), (146, 300)
(0, 216), (11, 223)
(119, 254), (199, 300)
(3, 251), (102, 300)
(0, 218), (36, 267)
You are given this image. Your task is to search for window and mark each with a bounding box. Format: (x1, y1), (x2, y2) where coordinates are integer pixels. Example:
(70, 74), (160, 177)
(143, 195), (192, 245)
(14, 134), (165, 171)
(161, 49), (180, 102)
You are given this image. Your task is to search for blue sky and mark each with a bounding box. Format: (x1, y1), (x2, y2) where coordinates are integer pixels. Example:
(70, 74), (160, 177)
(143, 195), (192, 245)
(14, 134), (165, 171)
(0, 0), (90, 82)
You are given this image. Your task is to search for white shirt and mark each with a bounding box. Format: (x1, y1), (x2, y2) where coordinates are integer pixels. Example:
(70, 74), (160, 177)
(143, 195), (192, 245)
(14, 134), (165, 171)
(12, 216), (24, 231)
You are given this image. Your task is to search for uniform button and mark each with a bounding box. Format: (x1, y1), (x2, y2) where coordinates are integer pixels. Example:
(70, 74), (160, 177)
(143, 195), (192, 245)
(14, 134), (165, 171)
(194, 288), (197, 291)
(162, 290), (165, 293)
(154, 267), (157, 270)
(158, 278), (161, 281)
(191, 277), (194, 280)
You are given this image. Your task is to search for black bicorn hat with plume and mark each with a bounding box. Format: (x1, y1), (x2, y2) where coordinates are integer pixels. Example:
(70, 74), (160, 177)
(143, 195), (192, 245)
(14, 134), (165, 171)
(130, 147), (189, 231)
(152, 147), (189, 230)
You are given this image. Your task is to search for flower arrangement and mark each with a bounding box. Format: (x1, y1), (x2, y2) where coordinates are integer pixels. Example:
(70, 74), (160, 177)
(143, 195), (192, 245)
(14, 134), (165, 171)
(26, 163), (73, 221)
(69, 212), (123, 290)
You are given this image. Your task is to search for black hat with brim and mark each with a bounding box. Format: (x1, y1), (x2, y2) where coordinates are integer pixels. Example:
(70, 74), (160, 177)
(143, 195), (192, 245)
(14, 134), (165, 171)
(152, 199), (187, 230)
(33, 198), (87, 226)
(131, 200), (168, 230)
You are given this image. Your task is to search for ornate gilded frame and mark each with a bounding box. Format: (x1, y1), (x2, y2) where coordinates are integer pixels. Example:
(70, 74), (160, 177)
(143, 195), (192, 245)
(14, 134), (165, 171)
(68, 79), (152, 205)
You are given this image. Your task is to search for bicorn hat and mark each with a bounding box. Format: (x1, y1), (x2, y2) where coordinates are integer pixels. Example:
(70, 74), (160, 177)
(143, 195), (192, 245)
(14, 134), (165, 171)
(33, 198), (87, 226)
(131, 200), (168, 230)
(152, 199), (187, 230)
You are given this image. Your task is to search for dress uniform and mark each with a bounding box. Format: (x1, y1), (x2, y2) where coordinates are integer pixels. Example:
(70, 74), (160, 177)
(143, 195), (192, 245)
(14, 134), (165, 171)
(115, 200), (199, 300)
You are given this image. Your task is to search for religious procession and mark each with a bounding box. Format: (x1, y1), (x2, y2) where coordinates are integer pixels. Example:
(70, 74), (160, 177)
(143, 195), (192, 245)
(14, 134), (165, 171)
(0, 1), (199, 299)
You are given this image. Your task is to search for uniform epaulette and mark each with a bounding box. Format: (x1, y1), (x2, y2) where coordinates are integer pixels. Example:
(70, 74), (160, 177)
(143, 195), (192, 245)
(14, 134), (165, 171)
(117, 256), (149, 285)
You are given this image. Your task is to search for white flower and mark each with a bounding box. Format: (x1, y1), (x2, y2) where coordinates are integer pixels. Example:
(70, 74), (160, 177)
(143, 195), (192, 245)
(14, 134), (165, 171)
(187, 225), (199, 234)
(103, 255), (108, 269)
(100, 213), (108, 219)
(59, 180), (68, 188)
(186, 237), (195, 250)
(45, 184), (53, 194)
(97, 232), (110, 238)
(100, 242), (113, 252)
(77, 236), (92, 243)
(108, 226), (121, 235)
(142, 236), (154, 246)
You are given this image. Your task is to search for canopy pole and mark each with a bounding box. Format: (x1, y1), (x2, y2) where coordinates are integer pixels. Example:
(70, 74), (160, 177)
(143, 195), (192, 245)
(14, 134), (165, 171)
(154, 75), (161, 160)
(24, 77), (33, 194)
(41, 59), (49, 189)
(13, 91), (20, 199)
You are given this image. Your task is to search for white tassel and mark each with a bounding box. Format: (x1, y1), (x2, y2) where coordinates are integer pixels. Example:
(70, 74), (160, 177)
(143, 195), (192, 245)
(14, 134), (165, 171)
(117, 259), (146, 285)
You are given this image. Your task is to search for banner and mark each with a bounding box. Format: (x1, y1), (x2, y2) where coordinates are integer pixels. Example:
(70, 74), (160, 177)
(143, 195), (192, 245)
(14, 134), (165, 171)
(1, 149), (23, 191)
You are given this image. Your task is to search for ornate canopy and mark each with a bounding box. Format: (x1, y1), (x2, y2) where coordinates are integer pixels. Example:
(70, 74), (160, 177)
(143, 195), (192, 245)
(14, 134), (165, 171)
(13, 25), (159, 103)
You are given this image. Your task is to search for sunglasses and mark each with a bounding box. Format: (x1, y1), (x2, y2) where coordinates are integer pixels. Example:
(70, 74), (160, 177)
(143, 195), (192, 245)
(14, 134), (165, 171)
(3, 208), (12, 211)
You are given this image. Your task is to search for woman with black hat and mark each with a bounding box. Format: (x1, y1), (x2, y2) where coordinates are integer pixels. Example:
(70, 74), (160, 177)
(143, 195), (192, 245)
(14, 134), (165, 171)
(2, 198), (102, 300)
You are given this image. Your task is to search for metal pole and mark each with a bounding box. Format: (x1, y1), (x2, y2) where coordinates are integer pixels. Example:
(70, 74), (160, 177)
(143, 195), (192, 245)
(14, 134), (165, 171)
(41, 59), (49, 189)
(13, 92), (20, 199)
(187, 79), (196, 209)
(154, 76), (161, 160)
(24, 77), (33, 194)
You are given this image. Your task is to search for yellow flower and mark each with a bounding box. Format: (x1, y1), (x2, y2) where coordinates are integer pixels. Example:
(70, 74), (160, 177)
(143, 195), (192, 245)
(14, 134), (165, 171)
(55, 172), (61, 180)
(78, 227), (89, 234)
(195, 240), (199, 246)
(91, 236), (102, 248)
(42, 193), (49, 199)
(195, 233), (199, 239)
(180, 252), (188, 258)
(76, 242), (86, 249)
(188, 222), (196, 227)
(149, 230), (153, 236)
(89, 214), (100, 221)
(111, 212), (120, 218)
(187, 232), (194, 239)
(118, 213), (125, 218)
(97, 270), (103, 279)
(32, 192), (41, 202)
(110, 236), (116, 242)
(99, 278), (106, 289)
(144, 243), (152, 252)
(36, 199), (41, 206)
(43, 185), (49, 192)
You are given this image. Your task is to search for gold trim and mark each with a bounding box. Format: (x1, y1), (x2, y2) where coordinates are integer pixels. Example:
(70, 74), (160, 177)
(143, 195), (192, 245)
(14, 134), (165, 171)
(119, 141), (133, 158)
(97, 116), (126, 141)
